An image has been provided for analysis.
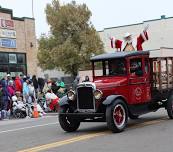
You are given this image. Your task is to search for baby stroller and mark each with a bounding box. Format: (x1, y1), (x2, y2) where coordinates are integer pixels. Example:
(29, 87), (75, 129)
(12, 96), (27, 119)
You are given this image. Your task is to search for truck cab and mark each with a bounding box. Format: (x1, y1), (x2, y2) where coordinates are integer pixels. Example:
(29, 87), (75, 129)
(58, 49), (173, 133)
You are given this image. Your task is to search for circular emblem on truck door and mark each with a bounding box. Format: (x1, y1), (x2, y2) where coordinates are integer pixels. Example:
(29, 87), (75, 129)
(134, 87), (142, 97)
(134, 87), (142, 101)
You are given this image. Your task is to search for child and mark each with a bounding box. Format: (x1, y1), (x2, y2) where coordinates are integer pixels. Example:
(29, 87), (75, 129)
(45, 90), (59, 112)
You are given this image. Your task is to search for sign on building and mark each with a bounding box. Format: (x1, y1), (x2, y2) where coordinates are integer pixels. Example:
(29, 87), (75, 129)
(0, 19), (14, 29)
(0, 38), (16, 48)
(0, 29), (16, 38)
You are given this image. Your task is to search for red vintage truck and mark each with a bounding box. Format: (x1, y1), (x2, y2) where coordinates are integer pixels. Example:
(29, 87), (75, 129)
(58, 48), (173, 133)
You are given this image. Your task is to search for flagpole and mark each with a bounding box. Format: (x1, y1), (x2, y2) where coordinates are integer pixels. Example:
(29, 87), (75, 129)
(32, 0), (34, 18)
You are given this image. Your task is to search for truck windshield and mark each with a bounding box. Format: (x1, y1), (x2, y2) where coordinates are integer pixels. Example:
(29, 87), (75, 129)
(94, 59), (126, 76)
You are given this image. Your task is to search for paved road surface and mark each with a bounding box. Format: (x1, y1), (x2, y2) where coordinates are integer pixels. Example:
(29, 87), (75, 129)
(0, 109), (173, 152)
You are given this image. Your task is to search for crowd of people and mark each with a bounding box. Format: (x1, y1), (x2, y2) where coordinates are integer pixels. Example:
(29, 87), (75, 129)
(0, 74), (67, 120)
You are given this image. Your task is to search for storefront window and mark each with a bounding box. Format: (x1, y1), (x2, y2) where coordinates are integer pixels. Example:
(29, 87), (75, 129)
(0, 53), (8, 64)
(0, 52), (27, 78)
(17, 54), (26, 64)
(0, 65), (8, 79)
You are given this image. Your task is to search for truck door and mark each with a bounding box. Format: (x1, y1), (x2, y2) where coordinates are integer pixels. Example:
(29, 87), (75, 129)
(128, 57), (150, 104)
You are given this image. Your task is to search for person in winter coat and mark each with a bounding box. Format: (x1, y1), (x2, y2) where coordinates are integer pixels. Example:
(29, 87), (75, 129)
(7, 80), (15, 111)
(72, 76), (80, 90)
(23, 78), (30, 103)
(28, 80), (36, 103)
(45, 90), (59, 111)
(1, 76), (9, 119)
(7, 80), (15, 98)
(38, 77), (45, 93)
(32, 75), (38, 93)
(15, 76), (22, 93)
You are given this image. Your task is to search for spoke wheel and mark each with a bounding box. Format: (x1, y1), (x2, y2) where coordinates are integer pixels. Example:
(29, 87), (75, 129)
(59, 106), (80, 132)
(106, 99), (128, 133)
(113, 104), (126, 128)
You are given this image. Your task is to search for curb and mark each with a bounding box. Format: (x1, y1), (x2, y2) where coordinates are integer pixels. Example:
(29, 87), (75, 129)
(45, 112), (58, 116)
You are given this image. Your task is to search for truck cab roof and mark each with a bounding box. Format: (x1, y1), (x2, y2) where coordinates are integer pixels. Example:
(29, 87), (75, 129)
(90, 51), (149, 62)
(91, 47), (173, 61)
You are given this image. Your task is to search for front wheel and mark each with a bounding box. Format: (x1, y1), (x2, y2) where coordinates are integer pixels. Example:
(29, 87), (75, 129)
(59, 106), (80, 132)
(106, 99), (128, 133)
(166, 94), (173, 119)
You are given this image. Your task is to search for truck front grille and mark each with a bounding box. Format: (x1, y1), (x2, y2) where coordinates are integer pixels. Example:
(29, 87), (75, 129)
(77, 86), (95, 111)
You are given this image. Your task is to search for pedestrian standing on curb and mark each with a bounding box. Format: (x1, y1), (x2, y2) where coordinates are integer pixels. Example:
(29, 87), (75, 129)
(7, 80), (15, 114)
(1, 75), (9, 119)
(15, 75), (22, 93)
(32, 75), (38, 98)
(7, 74), (12, 84)
(38, 77), (45, 93)
(72, 76), (80, 90)
(28, 79), (36, 103)
(19, 74), (24, 84)
(23, 77), (30, 103)
(0, 83), (3, 119)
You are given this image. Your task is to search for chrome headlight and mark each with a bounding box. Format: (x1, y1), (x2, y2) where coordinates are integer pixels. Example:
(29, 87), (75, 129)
(94, 89), (103, 100)
(67, 90), (75, 101)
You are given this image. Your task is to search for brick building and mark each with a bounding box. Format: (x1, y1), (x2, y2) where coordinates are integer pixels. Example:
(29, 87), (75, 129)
(0, 7), (37, 79)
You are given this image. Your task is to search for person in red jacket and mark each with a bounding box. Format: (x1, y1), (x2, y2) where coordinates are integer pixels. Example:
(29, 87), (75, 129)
(15, 76), (22, 93)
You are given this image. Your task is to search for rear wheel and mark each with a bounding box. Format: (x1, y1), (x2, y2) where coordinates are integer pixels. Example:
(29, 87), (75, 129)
(106, 99), (128, 133)
(166, 94), (173, 119)
(59, 106), (80, 132)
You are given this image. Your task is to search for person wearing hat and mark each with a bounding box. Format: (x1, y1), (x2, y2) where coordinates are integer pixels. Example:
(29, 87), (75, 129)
(110, 24), (149, 51)
(7, 74), (12, 85)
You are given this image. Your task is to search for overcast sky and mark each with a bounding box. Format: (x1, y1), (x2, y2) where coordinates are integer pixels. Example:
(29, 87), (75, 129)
(0, 0), (173, 38)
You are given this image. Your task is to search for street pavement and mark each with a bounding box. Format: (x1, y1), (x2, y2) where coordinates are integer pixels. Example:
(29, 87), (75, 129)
(0, 109), (173, 152)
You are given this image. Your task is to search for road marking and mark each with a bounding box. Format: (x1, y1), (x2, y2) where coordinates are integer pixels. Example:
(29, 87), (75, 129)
(128, 117), (168, 129)
(0, 122), (58, 134)
(18, 131), (109, 152)
(18, 117), (170, 152)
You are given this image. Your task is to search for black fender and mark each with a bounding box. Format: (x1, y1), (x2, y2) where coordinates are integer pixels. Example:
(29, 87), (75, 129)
(102, 95), (127, 106)
(58, 95), (69, 107)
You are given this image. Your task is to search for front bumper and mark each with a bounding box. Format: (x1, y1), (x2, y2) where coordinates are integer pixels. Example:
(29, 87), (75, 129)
(59, 112), (105, 122)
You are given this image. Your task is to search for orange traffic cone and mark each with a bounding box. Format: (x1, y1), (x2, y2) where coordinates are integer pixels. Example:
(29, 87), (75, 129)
(32, 103), (39, 118)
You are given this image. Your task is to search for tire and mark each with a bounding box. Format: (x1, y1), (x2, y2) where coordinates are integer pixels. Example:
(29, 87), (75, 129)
(106, 99), (128, 133)
(166, 94), (173, 119)
(14, 110), (26, 119)
(128, 112), (139, 119)
(59, 106), (80, 132)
